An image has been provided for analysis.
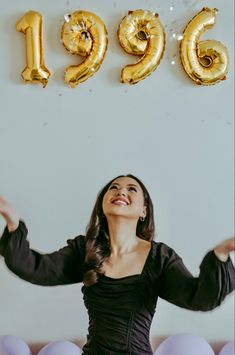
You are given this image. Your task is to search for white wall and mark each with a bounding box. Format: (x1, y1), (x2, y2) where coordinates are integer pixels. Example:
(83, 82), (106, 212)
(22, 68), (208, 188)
(0, 0), (234, 346)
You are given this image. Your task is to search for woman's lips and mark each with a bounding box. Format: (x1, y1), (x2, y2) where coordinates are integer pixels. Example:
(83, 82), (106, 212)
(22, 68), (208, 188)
(112, 198), (129, 206)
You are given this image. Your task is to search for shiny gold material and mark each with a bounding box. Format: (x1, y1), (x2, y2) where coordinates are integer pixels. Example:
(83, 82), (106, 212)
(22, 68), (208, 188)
(117, 9), (165, 84)
(16, 11), (51, 87)
(61, 11), (108, 88)
(180, 7), (229, 85)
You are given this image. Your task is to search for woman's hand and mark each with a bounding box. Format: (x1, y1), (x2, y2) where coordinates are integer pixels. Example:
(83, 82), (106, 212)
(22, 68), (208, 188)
(0, 196), (20, 232)
(214, 237), (235, 262)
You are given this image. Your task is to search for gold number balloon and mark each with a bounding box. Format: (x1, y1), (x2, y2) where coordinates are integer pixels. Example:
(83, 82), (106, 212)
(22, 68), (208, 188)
(61, 11), (108, 88)
(117, 10), (165, 84)
(16, 11), (51, 87)
(180, 7), (229, 85)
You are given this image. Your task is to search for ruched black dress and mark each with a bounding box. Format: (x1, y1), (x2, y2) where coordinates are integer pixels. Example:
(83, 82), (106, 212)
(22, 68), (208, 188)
(0, 220), (234, 355)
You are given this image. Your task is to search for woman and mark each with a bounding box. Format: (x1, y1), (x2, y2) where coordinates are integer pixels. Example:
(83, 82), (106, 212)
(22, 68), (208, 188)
(0, 174), (235, 355)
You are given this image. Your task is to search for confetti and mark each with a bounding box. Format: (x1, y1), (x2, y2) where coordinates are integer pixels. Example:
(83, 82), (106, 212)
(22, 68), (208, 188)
(64, 14), (71, 23)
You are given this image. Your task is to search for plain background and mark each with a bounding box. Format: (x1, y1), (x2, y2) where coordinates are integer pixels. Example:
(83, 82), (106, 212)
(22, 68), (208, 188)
(0, 0), (234, 346)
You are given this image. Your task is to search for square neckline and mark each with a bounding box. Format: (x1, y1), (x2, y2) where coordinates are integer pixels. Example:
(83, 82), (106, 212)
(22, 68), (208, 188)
(101, 240), (153, 281)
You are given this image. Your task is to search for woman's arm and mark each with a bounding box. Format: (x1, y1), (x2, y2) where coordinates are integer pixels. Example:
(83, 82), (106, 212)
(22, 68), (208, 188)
(0, 196), (85, 286)
(158, 241), (235, 311)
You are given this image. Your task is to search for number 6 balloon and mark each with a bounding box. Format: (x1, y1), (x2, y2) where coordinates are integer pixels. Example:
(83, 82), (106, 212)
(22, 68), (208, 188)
(180, 7), (230, 85)
(16, 11), (51, 87)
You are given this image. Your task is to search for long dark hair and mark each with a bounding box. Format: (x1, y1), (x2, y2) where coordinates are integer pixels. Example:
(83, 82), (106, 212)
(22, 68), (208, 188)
(83, 174), (155, 286)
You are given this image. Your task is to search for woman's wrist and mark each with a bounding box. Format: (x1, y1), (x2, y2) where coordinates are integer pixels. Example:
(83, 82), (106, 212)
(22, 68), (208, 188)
(213, 248), (229, 262)
(7, 218), (20, 233)
(213, 238), (235, 262)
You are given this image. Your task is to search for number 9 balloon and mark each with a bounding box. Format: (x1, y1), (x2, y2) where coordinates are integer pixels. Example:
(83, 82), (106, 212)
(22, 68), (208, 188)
(118, 9), (166, 84)
(61, 11), (108, 88)
(180, 7), (230, 85)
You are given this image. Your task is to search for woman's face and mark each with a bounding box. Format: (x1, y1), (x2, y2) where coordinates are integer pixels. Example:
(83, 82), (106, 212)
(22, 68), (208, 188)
(102, 176), (147, 221)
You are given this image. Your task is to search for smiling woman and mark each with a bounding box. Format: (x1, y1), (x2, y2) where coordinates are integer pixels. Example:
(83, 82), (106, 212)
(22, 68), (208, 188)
(0, 175), (235, 355)
(85, 175), (154, 284)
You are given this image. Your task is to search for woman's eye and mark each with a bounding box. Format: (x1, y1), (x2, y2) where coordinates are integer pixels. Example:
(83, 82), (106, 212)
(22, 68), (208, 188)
(109, 185), (118, 190)
(129, 187), (137, 192)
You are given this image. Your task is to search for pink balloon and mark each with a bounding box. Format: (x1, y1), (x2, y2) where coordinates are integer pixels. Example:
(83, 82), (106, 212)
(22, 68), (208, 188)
(219, 341), (235, 355)
(37, 341), (81, 355)
(0, 335), (32, 355)
(154, 333), (215, 355)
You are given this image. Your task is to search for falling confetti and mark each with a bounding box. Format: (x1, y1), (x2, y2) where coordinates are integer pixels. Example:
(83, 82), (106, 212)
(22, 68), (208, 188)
(64, 14), (71, 23)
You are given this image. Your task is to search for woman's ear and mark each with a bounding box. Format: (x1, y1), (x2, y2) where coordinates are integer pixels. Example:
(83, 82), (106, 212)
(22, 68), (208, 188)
(141, 206), (147, 219)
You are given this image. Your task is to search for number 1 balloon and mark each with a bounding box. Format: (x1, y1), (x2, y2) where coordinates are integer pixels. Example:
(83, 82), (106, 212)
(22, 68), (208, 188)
(16, 11), (51, 87)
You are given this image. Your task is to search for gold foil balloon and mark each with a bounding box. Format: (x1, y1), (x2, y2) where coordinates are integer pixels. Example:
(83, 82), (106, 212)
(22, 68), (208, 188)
(16, 11), (51, 87)
(117, 9), (165, 84)
(61, 11), (108, 88)
(180, 7), (229, 85)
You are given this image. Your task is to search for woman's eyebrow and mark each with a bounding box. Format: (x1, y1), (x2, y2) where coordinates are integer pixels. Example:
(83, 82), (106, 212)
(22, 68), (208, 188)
(127, 183), (140, 189)
(111, 182), (140, 189)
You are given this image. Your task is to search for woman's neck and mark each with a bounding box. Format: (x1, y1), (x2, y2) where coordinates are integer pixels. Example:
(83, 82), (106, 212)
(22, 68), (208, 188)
(106, 217), (139, 256)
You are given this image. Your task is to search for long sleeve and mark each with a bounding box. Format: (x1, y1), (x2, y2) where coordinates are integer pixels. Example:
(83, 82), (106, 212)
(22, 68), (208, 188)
(158, 244), (235, 311)
(0, 220), (86, 286)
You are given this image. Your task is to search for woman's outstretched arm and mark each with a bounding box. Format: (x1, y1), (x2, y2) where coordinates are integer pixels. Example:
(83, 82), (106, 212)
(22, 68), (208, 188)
(0, 196), (85, 286)
(158, 239), (235, 311)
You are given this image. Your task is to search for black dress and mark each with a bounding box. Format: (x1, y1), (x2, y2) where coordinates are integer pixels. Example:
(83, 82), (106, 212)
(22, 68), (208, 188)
(0, 220), (234, 355)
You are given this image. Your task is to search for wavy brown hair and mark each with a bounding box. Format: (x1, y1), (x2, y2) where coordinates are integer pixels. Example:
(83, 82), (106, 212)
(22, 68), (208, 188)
(83, 174), (155, 286)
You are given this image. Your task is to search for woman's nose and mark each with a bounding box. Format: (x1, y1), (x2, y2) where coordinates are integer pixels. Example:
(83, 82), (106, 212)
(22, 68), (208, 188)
(117, 189), (126, 196)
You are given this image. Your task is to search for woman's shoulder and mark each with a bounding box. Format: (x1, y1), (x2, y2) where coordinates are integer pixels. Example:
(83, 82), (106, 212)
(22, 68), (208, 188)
(67, 234), (86, 251)
(151, 239), (175, 253)
(150, 240), (181, 265)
